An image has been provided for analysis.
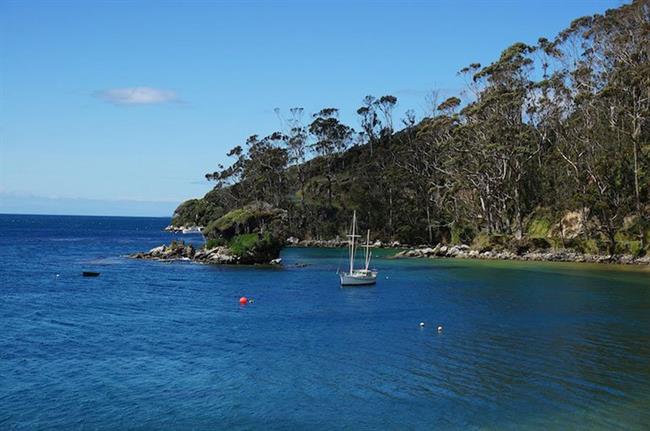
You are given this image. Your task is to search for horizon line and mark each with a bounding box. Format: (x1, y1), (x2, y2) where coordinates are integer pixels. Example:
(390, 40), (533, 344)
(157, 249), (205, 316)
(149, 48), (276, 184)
(0, 212), (172, 219)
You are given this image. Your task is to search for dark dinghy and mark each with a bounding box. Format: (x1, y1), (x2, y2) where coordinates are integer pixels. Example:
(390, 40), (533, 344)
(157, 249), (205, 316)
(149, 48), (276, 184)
(82, 271), (100, 277)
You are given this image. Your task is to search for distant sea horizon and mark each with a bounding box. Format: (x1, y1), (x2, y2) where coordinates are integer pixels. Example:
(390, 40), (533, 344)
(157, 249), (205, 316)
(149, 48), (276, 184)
(0, 212), (172, 219)
(0, 192), (182, 217)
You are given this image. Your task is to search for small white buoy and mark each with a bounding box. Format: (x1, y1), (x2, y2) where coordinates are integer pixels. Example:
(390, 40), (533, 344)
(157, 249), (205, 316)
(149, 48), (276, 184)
(437, 325), (443, 333)
(419, 322), (425, 327)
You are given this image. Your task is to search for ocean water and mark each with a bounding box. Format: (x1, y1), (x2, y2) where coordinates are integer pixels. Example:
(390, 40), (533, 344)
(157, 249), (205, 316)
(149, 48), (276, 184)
(1, 214), (649, 430)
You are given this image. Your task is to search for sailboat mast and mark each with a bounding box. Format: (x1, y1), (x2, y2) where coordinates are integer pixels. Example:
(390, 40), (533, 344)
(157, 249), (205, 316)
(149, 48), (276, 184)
(349, 211), (356, 274)
(364, 229), (371, 270)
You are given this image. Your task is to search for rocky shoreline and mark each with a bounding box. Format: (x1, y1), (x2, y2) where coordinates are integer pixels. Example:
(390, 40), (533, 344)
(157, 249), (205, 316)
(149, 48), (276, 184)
(163, 225), (204, 234)
(129, 241), (281, 265)
(286, 236), (401, 248)
(134, 236), (649, 267)
(394, 244), (650, 265)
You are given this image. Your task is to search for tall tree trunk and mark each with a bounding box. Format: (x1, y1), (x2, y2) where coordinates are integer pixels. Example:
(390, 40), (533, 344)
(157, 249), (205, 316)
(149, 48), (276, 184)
(426, 203), (433, 244)
(388, 187), (393, 238)
(632, 136), (643, 250)
(327, 174), (333, 208)
(513, 186), (523, 240)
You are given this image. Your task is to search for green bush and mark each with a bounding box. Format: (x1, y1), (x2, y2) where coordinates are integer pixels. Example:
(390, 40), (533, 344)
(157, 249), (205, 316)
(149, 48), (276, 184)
(563, 238), (602, 254)
(171, 198), (224, 227)
(203, 202), (287, 240)
(527, 217), (552, 238)
(615, 240), (643, 256)
(227, 232), (283, 262)
(451, 224), (476, 245)
(205, 238), (225, 250)
(228, 233), (260, 256)
(472, 233), (507, 252)
(203, 207), (257, 239)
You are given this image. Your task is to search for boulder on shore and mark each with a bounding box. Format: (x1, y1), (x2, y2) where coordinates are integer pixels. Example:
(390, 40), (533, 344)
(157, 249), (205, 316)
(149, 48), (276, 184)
(391, 244), (648, 266)
(129, 239), (278, 265)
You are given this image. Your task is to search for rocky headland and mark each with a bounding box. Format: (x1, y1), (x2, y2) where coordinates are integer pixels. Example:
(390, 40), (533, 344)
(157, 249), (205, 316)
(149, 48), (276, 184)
(131, 202), (286, 265)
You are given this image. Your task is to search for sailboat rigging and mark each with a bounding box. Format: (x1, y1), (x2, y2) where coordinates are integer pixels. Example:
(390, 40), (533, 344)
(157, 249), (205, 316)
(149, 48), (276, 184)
(339, 211), (378, 286)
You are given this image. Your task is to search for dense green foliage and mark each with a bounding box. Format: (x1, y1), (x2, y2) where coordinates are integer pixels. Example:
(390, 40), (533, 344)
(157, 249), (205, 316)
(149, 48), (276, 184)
(176, 1), (649, 255)
(200, 203), (286, 261)
(202, 202), (287, 240)
(171, 199), (223, 227)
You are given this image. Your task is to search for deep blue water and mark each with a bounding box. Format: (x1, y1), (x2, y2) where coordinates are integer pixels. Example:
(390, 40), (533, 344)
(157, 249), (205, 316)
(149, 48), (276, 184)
(1, 214), (649, 430)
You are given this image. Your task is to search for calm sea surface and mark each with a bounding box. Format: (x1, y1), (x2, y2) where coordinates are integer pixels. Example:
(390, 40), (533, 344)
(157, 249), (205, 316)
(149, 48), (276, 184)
(1, 214), (649, 430)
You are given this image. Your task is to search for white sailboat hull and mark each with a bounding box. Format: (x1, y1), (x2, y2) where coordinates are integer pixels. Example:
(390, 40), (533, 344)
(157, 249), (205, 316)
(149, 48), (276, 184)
(340, 211), (378, 286)
(340, 271), (377, 286)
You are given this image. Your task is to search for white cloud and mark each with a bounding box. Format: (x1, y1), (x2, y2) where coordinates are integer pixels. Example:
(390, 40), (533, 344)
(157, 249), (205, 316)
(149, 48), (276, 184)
(96, 87), (179, 105)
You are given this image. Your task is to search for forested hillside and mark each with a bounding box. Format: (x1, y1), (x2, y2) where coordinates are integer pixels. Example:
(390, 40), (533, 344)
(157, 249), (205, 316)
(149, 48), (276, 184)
(173, 1), (649, 256)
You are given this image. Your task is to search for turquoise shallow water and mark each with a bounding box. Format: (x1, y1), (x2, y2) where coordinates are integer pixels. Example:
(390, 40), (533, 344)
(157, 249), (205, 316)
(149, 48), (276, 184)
(1, 214), (649, 430)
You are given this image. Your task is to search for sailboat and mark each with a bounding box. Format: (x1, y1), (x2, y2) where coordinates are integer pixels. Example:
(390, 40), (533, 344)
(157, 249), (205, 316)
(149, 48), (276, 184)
(339, 211), (378, 286)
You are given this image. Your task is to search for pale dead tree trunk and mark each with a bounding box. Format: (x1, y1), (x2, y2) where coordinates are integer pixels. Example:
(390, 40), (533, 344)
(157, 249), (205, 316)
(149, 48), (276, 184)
(388, 187), (394, 238)
(426, 203), (433, 244)
(630, 99), (644, 249)
(513, 186), (523, 240)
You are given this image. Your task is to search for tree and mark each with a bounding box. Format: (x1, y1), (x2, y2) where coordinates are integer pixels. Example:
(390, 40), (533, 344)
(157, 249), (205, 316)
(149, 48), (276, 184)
(356, 95), (381, 156)
(309, 108), (353, 208)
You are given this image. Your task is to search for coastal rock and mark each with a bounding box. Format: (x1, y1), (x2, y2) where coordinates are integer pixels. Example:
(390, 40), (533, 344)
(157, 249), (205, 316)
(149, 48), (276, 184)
(297, 238), (346, 248)
(207, 248), (238, 264)
(131, 242), (240, 264)
(149, 245), (165, 256)
(559, 210), (587, 239)
(270, 258), (282, 265)
(164, 225), (204, 234)
(390, 243), (648, 266)
(637, 256), (650, 265)
(286, 237), (300, 245)
(447, 246), (460, 257)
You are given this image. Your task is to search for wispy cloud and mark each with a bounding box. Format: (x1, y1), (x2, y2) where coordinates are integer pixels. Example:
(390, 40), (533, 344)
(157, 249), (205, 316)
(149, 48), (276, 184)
(96, 87), (179, 105)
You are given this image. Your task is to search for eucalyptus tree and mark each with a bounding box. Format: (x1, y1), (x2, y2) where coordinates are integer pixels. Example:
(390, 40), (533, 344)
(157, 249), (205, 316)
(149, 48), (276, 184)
(403, 105), (458, 243)
(375, 95), (398, 137)
(286, 107), (310, 210)
(456, 43), (539, 237)
(550, 3), (649, 253)
(588, 1), (649, 249)
(204, 144), (249, 209)
(241, 133), (289, 208)
(309, 108), (354, 208)
(356, 95), (381, 156)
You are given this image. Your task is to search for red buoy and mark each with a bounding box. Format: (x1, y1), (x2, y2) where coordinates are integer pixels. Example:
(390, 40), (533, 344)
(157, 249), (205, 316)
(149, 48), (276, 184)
(239, 296), (248, 305)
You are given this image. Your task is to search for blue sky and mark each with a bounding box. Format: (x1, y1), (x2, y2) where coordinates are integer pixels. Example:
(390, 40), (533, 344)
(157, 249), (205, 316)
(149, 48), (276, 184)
(0, 0), (622, 216)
